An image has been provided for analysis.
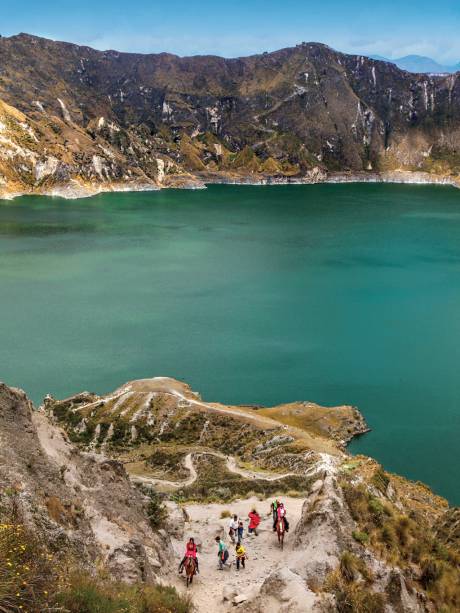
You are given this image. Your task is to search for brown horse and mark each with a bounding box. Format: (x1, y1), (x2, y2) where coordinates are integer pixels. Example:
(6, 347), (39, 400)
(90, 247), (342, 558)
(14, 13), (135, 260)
(185, 556), (197, 587)
(276, 517), (285, 550)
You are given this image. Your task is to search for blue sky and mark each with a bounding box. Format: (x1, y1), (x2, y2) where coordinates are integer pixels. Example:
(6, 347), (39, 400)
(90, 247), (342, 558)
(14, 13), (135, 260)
(2, 0), (460, 62)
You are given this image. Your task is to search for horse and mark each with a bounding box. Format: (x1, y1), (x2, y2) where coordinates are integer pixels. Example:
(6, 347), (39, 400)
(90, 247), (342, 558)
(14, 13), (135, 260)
(276, 517), (285, 550)
(185, 556), (197, 587)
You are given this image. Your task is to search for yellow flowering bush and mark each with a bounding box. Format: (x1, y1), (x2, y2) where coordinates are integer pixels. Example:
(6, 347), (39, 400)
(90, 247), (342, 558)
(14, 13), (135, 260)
(0, 520), (54, 613)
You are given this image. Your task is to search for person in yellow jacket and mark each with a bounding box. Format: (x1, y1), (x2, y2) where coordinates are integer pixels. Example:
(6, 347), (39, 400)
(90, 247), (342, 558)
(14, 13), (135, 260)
(235, 542), (247, 570)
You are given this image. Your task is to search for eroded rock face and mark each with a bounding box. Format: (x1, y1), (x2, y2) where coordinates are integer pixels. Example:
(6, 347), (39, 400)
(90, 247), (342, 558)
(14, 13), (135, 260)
(0, 382), (172, 583)
(247, 567), (334, 612)
(0, 34), (460, 198)
(293, 473), (354, 581)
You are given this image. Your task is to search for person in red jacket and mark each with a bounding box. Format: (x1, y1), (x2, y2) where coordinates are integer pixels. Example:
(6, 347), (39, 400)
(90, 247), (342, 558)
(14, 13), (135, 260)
(248, 509), (261, 536)
(179, 537), (199, 573)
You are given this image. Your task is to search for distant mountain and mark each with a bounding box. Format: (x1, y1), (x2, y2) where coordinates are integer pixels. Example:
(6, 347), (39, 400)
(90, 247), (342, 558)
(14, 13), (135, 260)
(1, 34), (460, 199)
(371, 54), (459, 74)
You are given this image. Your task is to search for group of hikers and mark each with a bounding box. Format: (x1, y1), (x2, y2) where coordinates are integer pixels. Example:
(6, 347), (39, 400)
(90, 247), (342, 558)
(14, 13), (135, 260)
(178, 499), (289, 576)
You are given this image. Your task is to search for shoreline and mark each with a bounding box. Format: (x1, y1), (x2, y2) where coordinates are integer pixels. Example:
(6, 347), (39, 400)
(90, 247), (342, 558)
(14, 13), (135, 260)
(0, 170), (458, 202)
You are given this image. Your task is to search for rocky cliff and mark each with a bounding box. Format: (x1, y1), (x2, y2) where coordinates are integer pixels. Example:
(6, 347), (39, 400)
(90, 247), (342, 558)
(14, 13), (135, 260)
(1, 376), (458, 612)
(0, 382), (173, 584)
(0, 34), (460, 198)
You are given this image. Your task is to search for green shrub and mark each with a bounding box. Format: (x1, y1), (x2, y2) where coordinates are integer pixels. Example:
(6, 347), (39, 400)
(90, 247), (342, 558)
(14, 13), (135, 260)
(352, 530), (370, 545)
(145, 490), (168, 530)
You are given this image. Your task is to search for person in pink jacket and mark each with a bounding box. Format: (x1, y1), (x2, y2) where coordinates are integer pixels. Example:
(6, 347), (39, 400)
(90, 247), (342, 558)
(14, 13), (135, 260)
(276, 502), (289, 532)
(179, 537), (199, 573)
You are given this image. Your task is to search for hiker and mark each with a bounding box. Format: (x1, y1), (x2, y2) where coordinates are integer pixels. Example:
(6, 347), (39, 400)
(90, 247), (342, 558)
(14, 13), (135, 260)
(248, 509), (260, 536)
(215, 536), (229, 570)
(270, 499), (280, 530)
(277, 502), (289, 532)
(235, 542), (246, 570)
(178, 537), (199, 573)
(228, 514), (238, 543)
(237, 520), (244, 543)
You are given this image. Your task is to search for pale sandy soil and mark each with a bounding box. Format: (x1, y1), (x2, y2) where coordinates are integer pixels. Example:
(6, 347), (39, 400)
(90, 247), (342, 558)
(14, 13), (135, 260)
(171, 496), (306, 610)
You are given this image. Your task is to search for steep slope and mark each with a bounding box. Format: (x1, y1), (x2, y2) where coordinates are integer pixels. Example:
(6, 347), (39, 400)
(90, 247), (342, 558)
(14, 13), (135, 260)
(0, 382), (173, 584)
(0, 34), (460, 198)
(43, 376), (460, 612)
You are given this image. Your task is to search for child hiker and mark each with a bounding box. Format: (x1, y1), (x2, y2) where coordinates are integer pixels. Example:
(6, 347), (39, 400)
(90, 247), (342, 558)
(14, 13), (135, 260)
(237, 520), (244, 543)
(235, 542), (246, 570)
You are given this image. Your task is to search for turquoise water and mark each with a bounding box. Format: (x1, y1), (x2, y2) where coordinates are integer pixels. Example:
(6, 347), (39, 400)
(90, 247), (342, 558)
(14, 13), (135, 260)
(0, 183), (459, 504)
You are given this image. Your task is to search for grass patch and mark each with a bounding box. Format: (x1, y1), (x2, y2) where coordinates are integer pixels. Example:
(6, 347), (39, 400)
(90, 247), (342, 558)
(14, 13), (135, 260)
(55, 573), (191, 613)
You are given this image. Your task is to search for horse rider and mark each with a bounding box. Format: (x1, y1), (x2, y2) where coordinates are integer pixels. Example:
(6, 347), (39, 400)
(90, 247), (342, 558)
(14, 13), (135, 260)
(179, 537), (199, 573)
(276, 502), (289, 532)
(270, 499), (280, 531)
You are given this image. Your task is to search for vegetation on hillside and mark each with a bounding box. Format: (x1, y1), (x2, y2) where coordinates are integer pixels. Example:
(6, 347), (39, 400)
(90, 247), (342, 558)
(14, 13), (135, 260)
(338, 463), (460, 612)
(0, 495), (190, 613)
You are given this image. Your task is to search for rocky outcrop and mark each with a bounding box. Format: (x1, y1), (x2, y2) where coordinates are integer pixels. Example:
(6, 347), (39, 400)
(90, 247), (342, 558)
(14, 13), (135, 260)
(0, 382), (172, 583)
(247, 567), (334, 612)
(0, 34), (460, 198)
(293, 472), (353, 581)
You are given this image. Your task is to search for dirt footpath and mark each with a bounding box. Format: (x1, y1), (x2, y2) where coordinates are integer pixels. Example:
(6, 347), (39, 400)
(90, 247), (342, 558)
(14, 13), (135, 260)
(171, 496), (305, 610)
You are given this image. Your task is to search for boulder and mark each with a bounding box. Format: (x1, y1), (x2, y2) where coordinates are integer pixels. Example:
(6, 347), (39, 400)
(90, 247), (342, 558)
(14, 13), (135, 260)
(247, 567), (333, 612)
(233, 593), (249, 605)
(223, 585), (238, 601)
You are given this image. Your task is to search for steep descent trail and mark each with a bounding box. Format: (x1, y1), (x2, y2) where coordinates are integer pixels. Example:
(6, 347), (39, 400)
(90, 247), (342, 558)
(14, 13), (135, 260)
(171, 496), (306, 610)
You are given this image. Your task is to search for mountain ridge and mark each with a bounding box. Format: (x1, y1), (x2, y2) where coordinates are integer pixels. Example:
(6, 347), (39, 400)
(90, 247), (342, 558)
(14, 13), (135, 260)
(0, 33), (460, 198)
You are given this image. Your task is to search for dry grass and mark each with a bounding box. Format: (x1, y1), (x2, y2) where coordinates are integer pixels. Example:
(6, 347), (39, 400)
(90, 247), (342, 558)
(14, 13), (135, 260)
(340, 469), (460, 611)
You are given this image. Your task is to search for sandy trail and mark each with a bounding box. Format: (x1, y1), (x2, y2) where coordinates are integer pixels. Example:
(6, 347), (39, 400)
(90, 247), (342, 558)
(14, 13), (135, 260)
(131, 452), (198, 489)
(130, 451), (297, 491)
(171, 496), (305, 610)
